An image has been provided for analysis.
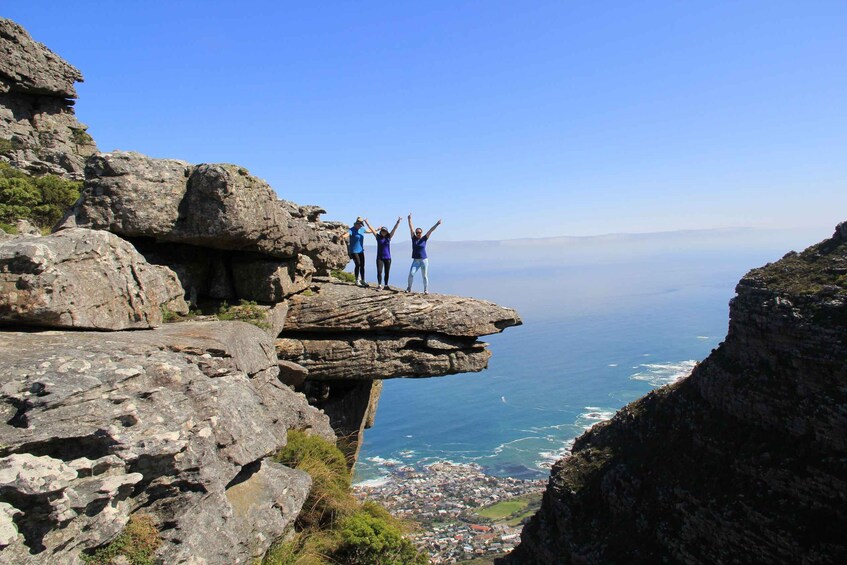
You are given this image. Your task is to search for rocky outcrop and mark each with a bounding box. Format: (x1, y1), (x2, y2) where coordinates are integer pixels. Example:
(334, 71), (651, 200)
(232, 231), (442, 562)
(0, 321), (334, 563)
(278, 279), (522, 458)
(0, 18), (97, 179)
(57, 151), (348, 274)
(507, 223), (847, 564)
(0, 228), (187, 330)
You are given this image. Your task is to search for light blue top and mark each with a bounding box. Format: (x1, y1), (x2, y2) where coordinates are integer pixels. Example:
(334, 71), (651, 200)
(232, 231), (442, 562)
(349, 227), (366, 254)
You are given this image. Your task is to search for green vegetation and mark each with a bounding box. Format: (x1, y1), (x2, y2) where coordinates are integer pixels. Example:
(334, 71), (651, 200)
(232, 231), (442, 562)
(216, 299), (269, 329)
(264, 431), (426, 565)
(82, 514), (161, 565)
(0, 137), (25, 156)
(0, 161), (81, 230)
(330, 269), (355, 283)
(70, 127), (94, 146)
(475, 493), (542, 527)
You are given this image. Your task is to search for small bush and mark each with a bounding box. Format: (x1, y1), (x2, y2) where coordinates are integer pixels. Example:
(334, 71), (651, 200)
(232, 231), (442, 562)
(82, 514), (161, 565)
(273, 431), (353, 529)
(70, 127), (94, 146)
(216, 299), (270, 329)
(335, 502), (427, 565)
(265, 431), (425, 564)
(0, 162), (81, 228)
(0, 137), (24, 156)
(330, 269), (355, 283)
(0, 222), (17, 234)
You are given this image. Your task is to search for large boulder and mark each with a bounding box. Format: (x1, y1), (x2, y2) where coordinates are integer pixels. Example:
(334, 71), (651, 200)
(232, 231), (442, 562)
(0, 18), (97, 179)
(0, 321), (334, 564)
(0, 228), (187, 330)
(57, 151), (349, 273)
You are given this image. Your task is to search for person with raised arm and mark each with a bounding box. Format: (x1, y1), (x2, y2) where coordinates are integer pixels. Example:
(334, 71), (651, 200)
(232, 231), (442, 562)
(343, 217), (368, 286)
(405, 213), (442, 294)
(364, 217), (402, 290)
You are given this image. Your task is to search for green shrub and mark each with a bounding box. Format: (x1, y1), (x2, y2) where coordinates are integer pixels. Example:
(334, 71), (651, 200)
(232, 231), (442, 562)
(0, 162), (81, 228)
(0, 222), (18, 234)
(273, 430), (353, 529)
(335, 503), (427, 565)
(82, 514), (161, 565)
(265, 432), (425, 564)
(70, 127), (94, 146)
(216, 299), (270, 329)
(330, 269), (355, 283)
(0, 137), (24, 156)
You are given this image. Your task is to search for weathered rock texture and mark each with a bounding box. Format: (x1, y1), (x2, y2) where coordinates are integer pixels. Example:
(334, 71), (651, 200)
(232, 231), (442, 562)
(0, 18), (97, 179)
(0, 321), (334, 564)
(278, 279), (522, 458)
(57, 151), (349, 275)
(0, 228), (188, 330)
(508, 223), (847, 564)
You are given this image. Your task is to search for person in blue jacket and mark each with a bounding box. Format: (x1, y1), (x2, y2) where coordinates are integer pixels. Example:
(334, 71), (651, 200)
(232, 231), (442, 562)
(406, 213), (442, 294)
(346, 217), (368, 286)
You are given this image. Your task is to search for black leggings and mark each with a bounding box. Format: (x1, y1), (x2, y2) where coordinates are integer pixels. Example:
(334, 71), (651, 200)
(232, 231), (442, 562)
(376, 258), (391, 285)
(351, 252), (365, 281)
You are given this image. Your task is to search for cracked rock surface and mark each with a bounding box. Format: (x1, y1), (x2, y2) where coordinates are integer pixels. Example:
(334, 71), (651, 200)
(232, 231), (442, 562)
(0, 321), (333, 564)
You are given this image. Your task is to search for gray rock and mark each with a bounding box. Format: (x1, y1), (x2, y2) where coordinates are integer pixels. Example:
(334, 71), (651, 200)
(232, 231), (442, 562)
(278, 359), (308, 388)
(14, 220), (39, 236)
(232, 254), (315, 303)
(0, 321), (333, 564)
(0, 228), (187, 330)
(0, 18), (97, 180)
(57, 151), (349, 273)
(277, 333), (490, 380)
(283, 280), (522, 337)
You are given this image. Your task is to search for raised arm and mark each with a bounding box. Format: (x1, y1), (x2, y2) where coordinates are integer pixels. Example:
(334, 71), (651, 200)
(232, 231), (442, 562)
(424, 219), (442, 239)
(363, 218), (377, 236)
(407, 214), (415, 238)
(389, 217), (402, 238)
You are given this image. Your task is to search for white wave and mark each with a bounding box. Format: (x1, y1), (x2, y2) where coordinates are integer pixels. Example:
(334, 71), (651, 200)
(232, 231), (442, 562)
(630, 360), (697, 387)
(354, 475), (392, 488)
(535, 438), (576, 469)
(399, 449), (416, 458)
(366, 456), (402, 466)
(608, 363), (618, 367)
(696, 336), (710, 340)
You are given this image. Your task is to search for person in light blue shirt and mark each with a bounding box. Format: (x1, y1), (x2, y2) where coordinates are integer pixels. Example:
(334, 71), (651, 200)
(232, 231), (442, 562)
(406, 213), (442, 294)
(345, 217), (368, 286)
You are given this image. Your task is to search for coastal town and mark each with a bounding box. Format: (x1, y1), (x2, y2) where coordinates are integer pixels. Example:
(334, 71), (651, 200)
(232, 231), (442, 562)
(354, 461), (546, 563)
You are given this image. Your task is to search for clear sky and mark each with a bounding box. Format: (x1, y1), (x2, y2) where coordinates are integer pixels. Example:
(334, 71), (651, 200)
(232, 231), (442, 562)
(7, 1), (847, 241)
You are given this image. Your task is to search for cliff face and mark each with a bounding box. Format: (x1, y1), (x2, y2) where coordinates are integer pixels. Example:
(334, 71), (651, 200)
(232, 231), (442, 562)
(0, 19), (522, 563)
(508, 223), (847, 564)
(0, 18), (97, 179)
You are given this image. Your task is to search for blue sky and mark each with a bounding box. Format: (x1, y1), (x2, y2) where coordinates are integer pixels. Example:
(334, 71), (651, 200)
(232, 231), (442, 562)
(7, 1), (847, 240)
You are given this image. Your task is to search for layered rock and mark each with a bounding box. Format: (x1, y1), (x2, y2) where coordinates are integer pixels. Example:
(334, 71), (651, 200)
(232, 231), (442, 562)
(0, 321), (334, 563)
(0, 228), (188, 330)
(507, 223), (847, 564)
(57, 151), (348, 274)
(0, 18), (97, 179)
(278, 279), (522, 457)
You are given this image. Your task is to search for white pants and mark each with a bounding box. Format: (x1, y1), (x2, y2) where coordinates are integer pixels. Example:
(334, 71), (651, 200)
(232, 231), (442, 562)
(407, 258), (429, 291)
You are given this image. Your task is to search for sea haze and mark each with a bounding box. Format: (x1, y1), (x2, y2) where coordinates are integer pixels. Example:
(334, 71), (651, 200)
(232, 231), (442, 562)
(353, 227), (826, 483)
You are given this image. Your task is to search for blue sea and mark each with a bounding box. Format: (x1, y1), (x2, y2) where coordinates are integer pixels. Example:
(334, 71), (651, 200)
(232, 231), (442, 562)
(353, 228), (825, 483)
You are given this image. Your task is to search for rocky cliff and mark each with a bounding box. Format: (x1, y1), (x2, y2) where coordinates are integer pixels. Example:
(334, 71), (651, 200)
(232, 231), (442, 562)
(0, 18), (97, 179)
(0, 19), (522, 563)
(507, 223), (847, 564)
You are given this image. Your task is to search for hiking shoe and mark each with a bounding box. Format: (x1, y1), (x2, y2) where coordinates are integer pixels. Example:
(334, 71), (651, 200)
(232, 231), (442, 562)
(405, 287), (411, 293)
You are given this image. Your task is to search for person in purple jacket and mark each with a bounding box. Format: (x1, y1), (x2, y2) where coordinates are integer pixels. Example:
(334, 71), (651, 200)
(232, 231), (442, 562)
(406, 213), (442, 294)
(364, 217), (401, 289)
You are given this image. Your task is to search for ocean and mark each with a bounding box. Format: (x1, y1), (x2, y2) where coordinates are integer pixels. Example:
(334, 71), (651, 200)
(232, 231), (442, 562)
(353, 228), (825, 483)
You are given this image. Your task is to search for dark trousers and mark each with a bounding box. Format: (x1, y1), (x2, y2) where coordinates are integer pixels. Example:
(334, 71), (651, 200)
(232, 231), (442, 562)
(376, 258), (391, 285)
(351, 252), (365, 281)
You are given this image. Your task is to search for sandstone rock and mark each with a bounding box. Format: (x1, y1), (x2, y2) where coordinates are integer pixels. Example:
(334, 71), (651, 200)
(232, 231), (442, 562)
(0, 321), (334, 563)
(284, 280), (522, 337)
(14, 219), (39, 236)
(0, 18), (97, 179)
(57, 151), (349, 273)
(278, 359), (309, 388)
(508, 223), (847, 564)
(277, 333), (490, 380)
(0, 228), (187, 330)
(232, 253), (315, 303)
